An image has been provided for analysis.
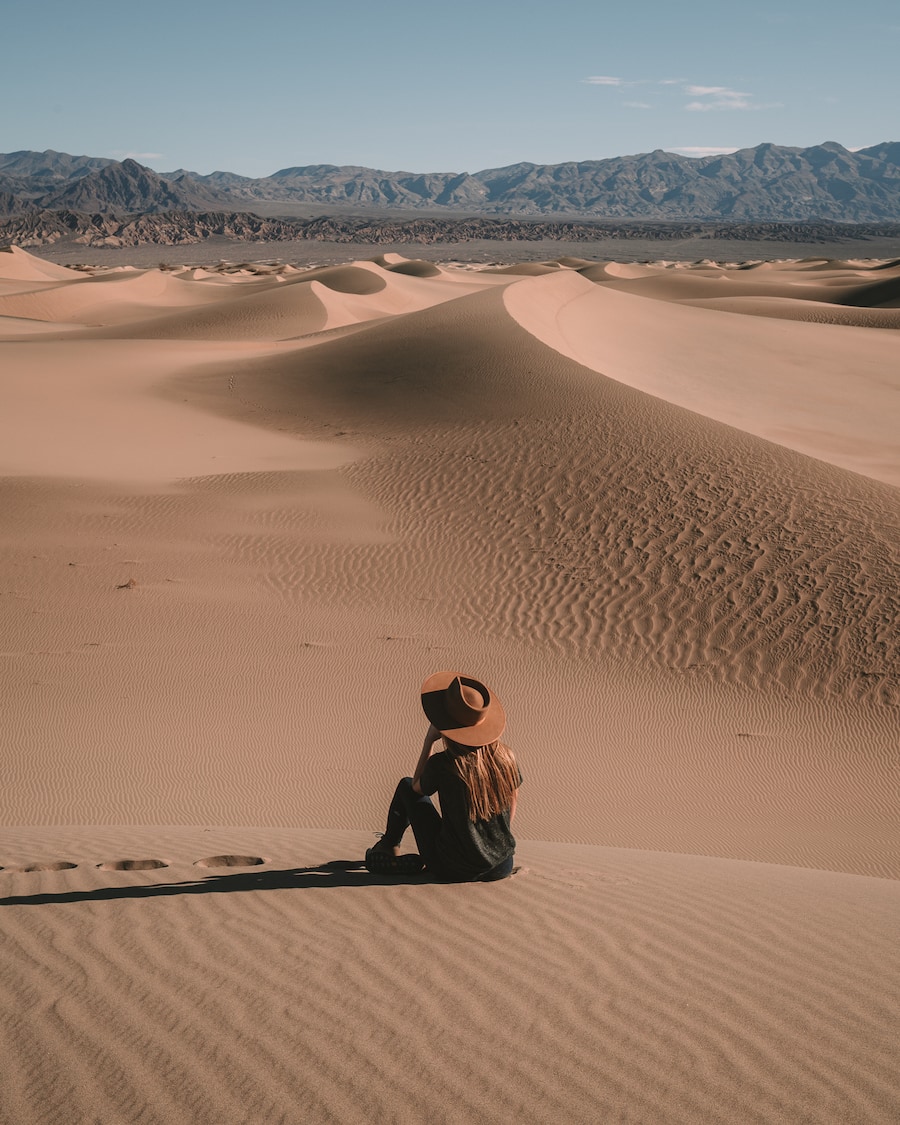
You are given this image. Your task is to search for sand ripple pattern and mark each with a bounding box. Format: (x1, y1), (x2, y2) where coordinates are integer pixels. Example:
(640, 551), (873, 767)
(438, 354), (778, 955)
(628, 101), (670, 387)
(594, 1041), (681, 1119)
(1, 828), (898, 1125)
(228, 284), (899, 706)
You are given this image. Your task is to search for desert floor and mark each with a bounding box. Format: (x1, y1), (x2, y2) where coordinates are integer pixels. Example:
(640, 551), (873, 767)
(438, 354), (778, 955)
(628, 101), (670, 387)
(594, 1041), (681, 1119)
(1, 245), (898, 1124)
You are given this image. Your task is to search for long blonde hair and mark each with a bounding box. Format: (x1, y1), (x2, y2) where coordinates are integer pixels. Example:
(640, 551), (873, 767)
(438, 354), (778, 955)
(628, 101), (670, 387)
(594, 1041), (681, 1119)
(443, 737), (519, 821)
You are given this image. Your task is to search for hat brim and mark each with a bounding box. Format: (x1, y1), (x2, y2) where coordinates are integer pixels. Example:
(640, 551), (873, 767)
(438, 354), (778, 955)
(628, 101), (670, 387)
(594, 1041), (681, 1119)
(420, 670), (507, 747)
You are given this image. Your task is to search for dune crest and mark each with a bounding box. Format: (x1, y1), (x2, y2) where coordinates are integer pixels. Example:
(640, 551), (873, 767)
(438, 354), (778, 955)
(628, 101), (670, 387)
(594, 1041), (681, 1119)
(504, 268), (900, 484)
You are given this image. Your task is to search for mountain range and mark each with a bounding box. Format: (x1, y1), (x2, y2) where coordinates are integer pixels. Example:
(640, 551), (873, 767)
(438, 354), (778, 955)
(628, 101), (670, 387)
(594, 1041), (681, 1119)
(2, 142), (900, 222)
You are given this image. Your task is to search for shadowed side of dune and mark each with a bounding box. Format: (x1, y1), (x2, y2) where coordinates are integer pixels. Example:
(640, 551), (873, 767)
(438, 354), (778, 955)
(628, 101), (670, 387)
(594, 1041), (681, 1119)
(678, 296), (900, 328)
(384, 259), (443, 277)
(285, 263), (388, 294)
(839, 271), (900, 307)
(484, 262), (564, 275)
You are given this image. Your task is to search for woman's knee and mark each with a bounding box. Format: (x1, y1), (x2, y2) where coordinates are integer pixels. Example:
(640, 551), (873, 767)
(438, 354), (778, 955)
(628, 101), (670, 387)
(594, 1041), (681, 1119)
(393, 776), (415, 800)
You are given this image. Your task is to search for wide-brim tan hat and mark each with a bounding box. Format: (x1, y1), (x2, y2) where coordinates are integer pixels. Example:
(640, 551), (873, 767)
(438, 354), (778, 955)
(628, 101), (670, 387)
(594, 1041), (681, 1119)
(420, 671), (506, 747)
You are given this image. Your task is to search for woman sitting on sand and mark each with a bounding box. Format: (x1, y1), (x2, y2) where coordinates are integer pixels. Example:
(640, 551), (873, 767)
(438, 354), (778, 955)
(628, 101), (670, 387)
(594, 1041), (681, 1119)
(366, 672), (521, 881)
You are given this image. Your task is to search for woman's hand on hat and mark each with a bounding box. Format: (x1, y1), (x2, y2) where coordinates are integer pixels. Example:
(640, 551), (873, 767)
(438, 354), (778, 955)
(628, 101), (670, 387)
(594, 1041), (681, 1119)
(424, 723), (442, 747)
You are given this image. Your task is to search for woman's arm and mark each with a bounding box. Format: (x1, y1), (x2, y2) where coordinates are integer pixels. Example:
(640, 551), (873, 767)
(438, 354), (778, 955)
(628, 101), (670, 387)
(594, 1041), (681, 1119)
(509, 789), (517, 822)
(412, 723), (442, 794)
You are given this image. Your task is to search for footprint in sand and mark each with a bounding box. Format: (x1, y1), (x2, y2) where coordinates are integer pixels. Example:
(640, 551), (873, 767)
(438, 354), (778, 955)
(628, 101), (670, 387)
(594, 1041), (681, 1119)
(193, 855), (267, 868)
(97, 859), (168, 871)
(7, 861), (78, 872)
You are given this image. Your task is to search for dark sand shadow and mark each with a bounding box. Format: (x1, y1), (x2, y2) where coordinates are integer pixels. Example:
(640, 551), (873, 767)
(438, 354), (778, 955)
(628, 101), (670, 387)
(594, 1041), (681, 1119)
(0, 860), (436, 906)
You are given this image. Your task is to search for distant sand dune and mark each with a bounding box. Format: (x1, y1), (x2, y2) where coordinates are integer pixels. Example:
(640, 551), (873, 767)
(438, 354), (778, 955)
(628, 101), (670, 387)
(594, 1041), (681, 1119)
(62, 261), (507, 340)
(678, 295), (900, 329)
(840, 271), (900, 307)
(0, 244), (82, 281)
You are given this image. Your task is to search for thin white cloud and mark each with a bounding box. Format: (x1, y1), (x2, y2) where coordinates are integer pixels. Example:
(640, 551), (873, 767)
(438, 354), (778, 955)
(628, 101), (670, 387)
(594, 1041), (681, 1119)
(667, 146), (740, 157)
(582, 75), (777, 114)
(684, 86), (753, 111)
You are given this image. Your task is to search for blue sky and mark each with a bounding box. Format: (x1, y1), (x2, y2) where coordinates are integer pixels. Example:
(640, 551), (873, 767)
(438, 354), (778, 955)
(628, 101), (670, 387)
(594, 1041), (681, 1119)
(2, 0), (898, 176)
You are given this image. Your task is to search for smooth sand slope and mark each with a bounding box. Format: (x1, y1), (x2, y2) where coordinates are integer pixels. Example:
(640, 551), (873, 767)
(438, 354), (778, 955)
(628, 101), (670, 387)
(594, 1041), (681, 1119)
(1, 246), (898, 1124)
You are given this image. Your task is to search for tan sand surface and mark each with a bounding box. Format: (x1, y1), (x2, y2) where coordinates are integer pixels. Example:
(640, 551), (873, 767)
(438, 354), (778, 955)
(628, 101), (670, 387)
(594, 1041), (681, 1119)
(1, 246), (898, 1123)
(2, 826), (898, 1125)
(504, 268), (900, 484)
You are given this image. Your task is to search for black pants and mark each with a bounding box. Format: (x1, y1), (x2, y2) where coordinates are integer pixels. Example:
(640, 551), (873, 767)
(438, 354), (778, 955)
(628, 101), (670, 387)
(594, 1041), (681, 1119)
(382, 777), (514, 882)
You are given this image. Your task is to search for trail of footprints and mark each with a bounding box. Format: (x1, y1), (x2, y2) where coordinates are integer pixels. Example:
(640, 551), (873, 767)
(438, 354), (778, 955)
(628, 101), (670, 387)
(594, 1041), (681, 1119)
(1, 855), (267, 874)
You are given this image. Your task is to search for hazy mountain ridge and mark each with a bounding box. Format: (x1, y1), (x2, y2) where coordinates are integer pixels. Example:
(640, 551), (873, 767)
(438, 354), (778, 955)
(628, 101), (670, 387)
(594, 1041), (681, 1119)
(4, 208), (899, 251)
(38, 159), (230, 212)
(0, 155), (230, 214)
(2, 143), (900, 221)
(0, 209), (299, 248)
(0, 149), (116, 193)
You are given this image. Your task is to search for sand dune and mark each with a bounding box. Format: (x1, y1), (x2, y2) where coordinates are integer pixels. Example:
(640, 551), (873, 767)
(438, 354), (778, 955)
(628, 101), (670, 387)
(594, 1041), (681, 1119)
(678, 295), (900, 329)
(1, 247), (898, 1124)
(504, 269), (900, 483)
(580, 260), (889, 303)
(0, 272), (231, 334)
(841, 272), (900, 307)
(0, 244), (82, 281)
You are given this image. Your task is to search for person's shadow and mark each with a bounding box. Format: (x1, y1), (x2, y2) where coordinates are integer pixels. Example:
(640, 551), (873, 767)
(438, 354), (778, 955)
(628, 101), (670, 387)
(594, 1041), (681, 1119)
(0, 860), (434, 907)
